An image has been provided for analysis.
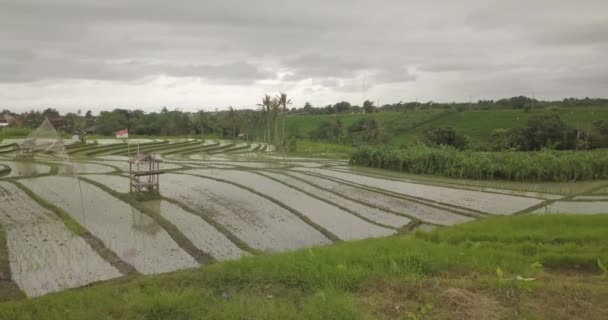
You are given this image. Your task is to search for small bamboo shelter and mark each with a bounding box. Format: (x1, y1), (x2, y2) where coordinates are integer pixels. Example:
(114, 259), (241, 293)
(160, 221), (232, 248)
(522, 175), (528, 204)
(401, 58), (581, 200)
(128, 152), (161, 193)
(15, 139), (36, 160)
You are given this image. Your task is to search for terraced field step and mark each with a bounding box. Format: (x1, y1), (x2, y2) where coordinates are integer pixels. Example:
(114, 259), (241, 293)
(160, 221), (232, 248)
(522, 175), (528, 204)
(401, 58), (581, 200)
(0, 181), (122, 297)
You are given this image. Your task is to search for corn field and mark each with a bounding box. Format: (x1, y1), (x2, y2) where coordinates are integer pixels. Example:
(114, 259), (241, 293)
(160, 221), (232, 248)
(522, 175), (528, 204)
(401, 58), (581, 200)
(350, 145), (608, 181)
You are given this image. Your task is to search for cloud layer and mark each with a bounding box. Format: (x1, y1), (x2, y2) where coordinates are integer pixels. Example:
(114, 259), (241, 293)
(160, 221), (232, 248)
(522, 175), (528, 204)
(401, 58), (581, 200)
(1, 0), (607, 112)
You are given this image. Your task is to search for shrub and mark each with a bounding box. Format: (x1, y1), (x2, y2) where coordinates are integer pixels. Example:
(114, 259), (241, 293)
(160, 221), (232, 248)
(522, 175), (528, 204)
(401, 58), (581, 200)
(422, 127), (468, 149)
(350, 145), (608, 181)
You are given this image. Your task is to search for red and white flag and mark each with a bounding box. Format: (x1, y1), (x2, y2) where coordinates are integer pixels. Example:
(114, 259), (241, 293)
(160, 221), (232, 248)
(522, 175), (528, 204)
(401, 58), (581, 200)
(115, 128), (129, 139)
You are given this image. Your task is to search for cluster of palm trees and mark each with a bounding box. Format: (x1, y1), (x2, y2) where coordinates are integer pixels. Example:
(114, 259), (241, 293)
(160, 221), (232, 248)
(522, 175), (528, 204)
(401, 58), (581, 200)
(257, 92), (291, 150)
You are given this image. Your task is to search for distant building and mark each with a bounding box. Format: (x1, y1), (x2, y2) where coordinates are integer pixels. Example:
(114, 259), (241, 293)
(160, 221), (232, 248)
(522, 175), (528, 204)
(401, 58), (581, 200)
(0, 114), (20, 127)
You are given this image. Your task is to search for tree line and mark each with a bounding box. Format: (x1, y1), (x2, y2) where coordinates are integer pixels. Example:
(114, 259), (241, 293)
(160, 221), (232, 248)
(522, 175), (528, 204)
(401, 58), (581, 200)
(1, 96), (606, 151)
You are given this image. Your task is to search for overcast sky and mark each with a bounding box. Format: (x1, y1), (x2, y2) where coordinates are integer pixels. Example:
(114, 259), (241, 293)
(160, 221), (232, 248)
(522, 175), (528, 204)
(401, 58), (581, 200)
(1, 0), (607, 113)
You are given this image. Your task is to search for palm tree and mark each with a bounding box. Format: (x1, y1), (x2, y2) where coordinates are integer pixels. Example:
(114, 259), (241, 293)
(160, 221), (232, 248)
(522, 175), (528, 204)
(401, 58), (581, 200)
(256, 95), (273, 143)
(276, 92), (292, 150)
(270, 97), (280, 146)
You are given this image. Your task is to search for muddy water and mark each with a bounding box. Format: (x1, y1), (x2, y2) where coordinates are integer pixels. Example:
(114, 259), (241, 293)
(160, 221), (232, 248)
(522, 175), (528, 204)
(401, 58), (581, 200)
(94, 155), (130, 161)
(293, 168), (543, 215)
(21, 177), (199, 274)
(285, 162), (326, 168)
(0, 161), (51, 177)
(189, 169), (395, 240)
(259, 171), (410, 228)
(189, 154), (235, 161)
(162, 173), (330, 252)
(57, 162), (117, 174)
(87, 160), (183, 172)
(0, 182), (121, 297)
(204, 164), (237, 169)
(94, 139), (124, 145)
(533, 201), (608, 214)
(84, 174), (130, 193)
(286, 171), (472, 226)
(142, 200), (246, 261)
(198, 162), (286, 169)
(572, 195), (608, 200)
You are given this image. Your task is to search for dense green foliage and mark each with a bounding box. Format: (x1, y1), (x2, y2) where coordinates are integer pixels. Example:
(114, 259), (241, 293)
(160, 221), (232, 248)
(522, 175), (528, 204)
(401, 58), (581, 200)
(351, 145), (608, 181)
(1, 215), (606, 319)
(422, 127), (468, 149)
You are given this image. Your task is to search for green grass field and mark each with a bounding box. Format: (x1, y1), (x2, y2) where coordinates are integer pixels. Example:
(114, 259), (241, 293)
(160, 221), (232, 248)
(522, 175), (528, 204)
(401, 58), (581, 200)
(276, 107), (608, 146)
(1, 214), (606, 319)
(399, 107), (608, 144)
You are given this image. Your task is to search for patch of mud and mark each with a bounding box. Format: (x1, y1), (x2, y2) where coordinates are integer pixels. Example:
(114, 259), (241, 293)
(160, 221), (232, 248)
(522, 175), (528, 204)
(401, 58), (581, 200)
(189, 169), (395, 240)
(286, 171), (472, 226)
(162, 173), (331, 252)
(21, 177), (199, 274)
(142, 200), (246, 261)
(0, 182), (121, 297)
(260, 171), (410, 228)
(533, 201), (608, 214)
(0, 161), (51, 177)
(414, 224), (437, 233)
(293, 168), (543, 215)
(441, 288), (503, 320)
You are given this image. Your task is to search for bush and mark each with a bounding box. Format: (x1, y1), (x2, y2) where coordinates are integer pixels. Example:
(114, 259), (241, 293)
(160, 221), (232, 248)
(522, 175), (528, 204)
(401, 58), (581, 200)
(421, 127), (468, 149)
(350, 145), (608, 181)
(347, 118), (380, 144)
(309, 120), (342, 142)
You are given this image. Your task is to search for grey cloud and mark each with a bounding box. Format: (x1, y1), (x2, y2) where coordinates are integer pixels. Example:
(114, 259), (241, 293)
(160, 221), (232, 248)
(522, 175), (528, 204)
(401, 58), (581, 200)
(0, 55), (273, 84)
(535, 20), (608, 46)
(0, 0), (607, 110)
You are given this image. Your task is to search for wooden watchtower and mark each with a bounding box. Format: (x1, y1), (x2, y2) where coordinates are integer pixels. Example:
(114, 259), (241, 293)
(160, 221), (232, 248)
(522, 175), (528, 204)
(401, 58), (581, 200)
(128, 153), (161, 193)
(15, 139), (36, 160)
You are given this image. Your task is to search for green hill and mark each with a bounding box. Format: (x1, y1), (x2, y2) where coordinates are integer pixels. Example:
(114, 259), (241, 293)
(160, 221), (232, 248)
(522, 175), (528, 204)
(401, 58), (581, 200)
(1, 214), (606, 319)
(278, 107), (608, 146)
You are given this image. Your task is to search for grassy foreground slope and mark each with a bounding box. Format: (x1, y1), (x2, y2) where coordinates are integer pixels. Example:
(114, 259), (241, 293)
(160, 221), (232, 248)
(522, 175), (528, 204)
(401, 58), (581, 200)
(1, 215), (607, 319)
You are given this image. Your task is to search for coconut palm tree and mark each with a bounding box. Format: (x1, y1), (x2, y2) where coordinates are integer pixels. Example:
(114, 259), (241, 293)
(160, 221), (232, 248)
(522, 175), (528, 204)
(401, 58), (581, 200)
(256, 95), (273, 143)
(276, 92), (292, 150)
(270, 97), (280, 146)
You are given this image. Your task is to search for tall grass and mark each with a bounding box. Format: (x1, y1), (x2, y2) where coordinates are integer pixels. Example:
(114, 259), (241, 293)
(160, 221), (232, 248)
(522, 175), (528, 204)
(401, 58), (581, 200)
(0, 128), (31, 142)
(351, 145), (608, 181)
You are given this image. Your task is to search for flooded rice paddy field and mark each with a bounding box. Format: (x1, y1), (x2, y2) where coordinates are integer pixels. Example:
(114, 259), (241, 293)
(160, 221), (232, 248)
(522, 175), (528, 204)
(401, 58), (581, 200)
(0, 138), (606, 297)
(0, 182), (121, 297)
